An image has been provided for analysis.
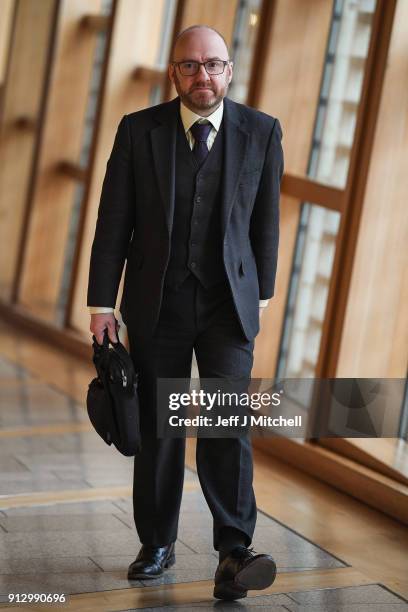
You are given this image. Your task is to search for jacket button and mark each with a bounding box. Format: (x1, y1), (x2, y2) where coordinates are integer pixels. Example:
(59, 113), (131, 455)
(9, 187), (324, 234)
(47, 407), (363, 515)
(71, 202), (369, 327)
(196, 196), (201, 203)
(191, 262), (197, 268)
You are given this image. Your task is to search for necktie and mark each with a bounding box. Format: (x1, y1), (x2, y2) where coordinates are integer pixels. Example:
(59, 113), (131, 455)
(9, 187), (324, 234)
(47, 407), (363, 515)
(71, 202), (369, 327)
(190, 121), (213, 166)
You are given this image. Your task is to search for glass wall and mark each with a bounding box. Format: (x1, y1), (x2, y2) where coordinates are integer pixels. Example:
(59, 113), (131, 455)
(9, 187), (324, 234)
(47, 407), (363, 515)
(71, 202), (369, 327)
(309, 0), (377, 188)
(228, 0), (262, 103)
(150, 0), (178, 105)
(277, 204), (341, 378)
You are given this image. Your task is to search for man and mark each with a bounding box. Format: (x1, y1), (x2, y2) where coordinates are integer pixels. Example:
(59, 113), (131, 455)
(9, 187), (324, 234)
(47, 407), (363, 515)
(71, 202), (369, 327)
(88, 25), (284, 601)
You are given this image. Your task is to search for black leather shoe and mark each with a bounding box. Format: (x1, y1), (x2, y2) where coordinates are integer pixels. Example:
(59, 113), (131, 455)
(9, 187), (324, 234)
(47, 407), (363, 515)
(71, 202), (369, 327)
(127, 542), (175, 580)
(214, 545), (277, 600)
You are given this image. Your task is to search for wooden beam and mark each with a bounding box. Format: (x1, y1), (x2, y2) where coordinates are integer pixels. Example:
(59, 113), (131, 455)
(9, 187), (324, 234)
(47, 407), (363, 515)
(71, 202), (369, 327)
(132, 65), (166, 85)
(57, 160), (87, 182)
(320, 437), (408, 487)
(79, 13), (110, 32)
(281, 173), (345, 212)
(13, 115), (37, 131)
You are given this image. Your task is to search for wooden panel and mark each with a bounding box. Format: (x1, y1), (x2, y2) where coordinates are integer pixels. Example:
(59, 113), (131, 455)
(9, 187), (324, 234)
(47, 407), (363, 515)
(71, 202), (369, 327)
(70, 0), (167, 335)
(336, 0), (408, 377)
(180, 0), (238, 38)
(251, 0), (332, 378)
(0, 0), (56, 301)
(320, 438), (408, 485)
(16, 0), (103, 322)
(0, 0), (14, 84)
(255, 437), (408, 525)
(257, 0), (332, 176)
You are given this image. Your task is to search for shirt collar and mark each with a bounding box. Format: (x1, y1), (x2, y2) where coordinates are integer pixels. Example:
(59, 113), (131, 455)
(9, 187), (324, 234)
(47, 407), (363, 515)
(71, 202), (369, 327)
(180, 99), (224, 133)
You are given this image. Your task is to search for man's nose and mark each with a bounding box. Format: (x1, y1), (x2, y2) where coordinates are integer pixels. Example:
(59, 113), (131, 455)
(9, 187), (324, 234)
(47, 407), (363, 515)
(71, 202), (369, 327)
(195, 63), (210, 79)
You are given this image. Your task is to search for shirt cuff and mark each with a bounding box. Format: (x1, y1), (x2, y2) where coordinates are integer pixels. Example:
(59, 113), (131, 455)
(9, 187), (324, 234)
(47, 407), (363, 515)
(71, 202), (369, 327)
(259, 299), (270, 308)
(89, 307), (115, 314)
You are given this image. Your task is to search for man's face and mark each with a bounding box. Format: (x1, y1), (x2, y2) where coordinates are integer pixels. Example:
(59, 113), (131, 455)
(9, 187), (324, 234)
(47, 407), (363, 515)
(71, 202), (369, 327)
(168, 28), (233, 115)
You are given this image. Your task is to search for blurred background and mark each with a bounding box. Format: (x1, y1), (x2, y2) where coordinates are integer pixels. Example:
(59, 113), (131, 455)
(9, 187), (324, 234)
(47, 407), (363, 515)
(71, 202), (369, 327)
(0, 0), (407, 523)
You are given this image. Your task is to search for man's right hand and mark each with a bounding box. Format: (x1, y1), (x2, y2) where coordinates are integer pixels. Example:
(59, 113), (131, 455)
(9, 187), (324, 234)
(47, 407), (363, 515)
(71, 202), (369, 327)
(90, 313), (120, 345)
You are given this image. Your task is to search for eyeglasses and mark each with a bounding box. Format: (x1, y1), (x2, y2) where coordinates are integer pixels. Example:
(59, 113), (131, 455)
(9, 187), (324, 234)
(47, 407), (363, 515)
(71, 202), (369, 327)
(171, 60), (230, 76)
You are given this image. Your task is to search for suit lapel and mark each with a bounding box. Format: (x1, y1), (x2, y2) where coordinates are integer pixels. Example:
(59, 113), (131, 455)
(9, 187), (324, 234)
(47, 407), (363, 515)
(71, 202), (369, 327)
(221, 97), (250, 238)
(150, 98), (179, 236)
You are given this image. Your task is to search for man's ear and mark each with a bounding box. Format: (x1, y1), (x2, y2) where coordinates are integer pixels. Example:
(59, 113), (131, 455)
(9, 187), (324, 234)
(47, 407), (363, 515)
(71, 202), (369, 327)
(168, 64), (175, 84)
(228, 61), (234, 84)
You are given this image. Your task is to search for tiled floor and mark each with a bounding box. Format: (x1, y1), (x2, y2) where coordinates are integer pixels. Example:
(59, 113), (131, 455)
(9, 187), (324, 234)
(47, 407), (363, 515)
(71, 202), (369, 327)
(0, 356), (407, 610)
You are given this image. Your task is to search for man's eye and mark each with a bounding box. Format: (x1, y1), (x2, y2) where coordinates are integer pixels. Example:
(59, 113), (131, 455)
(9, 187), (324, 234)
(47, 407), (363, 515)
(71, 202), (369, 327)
(183, 62), (195, 69)
(207, 62), (217, 68)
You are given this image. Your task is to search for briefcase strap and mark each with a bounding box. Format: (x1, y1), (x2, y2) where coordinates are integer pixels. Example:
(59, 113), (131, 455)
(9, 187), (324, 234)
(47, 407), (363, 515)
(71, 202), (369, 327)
(92, 329), (137, 389)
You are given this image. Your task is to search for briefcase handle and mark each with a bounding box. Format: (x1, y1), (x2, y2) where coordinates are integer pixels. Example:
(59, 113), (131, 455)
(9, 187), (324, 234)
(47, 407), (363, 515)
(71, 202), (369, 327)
(97, 328), (130, 363)
(92, 329), (137, 390)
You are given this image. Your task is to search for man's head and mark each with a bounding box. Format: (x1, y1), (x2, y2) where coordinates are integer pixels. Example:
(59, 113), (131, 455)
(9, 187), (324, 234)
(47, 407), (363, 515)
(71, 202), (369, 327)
(168, 25), (233, 116)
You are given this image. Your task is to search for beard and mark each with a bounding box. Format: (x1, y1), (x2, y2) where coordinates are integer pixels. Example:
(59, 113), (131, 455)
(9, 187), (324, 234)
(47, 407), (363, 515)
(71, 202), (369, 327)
(173, 73), (228, 112)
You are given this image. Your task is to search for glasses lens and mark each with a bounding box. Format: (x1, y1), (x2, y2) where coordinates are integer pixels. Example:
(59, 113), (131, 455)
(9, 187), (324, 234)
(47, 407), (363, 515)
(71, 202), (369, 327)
(205, 60), (225, 75)
(179, 61), (198, 76)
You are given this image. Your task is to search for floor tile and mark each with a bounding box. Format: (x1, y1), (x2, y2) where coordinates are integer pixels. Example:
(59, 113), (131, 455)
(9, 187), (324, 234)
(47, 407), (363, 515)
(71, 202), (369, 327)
(0, 385), (87, 427)
(3, 500), (122, 516)
(0, 531), (193, 560)
(284, 583), (408, 608)
(0, 555), (99, 575)
(0, 514), (130, 533)
(0, 478), (91, 495)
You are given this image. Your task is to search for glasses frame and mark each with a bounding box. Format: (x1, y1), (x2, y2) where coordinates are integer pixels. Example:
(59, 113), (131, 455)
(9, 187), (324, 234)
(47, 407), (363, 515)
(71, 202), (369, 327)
(171, 59), (231, 76)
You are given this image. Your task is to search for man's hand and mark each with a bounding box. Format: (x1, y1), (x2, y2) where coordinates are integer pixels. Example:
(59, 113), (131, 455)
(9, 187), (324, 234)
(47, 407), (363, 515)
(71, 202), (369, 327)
(90, 313), (120, 345)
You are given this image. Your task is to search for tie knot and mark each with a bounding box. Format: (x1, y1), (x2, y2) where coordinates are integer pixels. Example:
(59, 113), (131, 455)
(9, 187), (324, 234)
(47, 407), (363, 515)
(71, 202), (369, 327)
(190, 121), (212, 143)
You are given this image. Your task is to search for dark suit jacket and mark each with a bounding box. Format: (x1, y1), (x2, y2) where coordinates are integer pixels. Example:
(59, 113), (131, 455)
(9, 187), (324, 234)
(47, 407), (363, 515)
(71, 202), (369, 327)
(87, 96), (284, 341)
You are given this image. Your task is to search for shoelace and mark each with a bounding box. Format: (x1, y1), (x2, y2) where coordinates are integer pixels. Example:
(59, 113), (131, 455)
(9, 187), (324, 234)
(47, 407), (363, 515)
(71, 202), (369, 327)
(230, 545), (257, 559)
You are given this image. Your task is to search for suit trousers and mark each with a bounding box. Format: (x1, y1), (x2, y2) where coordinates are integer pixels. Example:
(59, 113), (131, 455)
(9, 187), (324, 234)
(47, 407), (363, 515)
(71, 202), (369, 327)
(127, 273), (257, 550)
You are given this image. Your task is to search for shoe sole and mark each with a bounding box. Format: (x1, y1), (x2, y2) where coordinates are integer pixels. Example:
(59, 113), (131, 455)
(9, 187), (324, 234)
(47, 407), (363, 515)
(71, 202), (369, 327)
(127, 554), (175, 580)
(214, 556), (277, 601)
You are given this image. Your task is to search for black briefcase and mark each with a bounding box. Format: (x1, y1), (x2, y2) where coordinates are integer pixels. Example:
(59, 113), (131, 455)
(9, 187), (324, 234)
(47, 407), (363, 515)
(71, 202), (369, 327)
(86, 329), (141, 456)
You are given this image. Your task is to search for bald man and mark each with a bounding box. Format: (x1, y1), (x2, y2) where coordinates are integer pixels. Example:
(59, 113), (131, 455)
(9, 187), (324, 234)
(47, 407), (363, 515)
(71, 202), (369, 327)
(88, 25), (284, 601)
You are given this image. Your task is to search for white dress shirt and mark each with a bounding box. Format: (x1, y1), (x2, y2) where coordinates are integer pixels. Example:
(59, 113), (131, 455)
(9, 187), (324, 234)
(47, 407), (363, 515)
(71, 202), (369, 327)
(89, 100), (269, 314)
